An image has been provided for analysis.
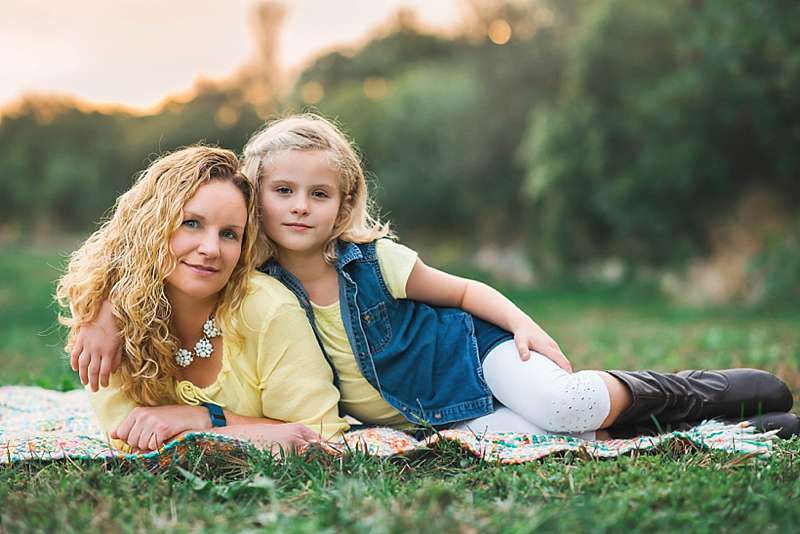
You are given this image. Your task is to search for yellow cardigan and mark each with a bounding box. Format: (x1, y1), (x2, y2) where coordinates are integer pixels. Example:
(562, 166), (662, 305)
(89, 273), (348, 451)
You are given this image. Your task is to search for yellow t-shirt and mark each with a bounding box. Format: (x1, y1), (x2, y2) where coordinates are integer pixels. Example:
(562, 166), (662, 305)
(310, 239), (418, 427)
(89, 273), (349, 451)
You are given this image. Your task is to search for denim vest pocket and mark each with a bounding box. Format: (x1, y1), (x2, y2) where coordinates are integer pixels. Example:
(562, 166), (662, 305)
(360, 301), (392, 353)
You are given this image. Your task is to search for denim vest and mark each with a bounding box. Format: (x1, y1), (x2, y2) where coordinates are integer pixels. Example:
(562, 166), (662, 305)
(258, 240), (497, 426)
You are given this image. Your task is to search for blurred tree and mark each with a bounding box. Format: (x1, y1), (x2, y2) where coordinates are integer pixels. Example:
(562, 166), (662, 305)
(3, 0), (798, 305)
(0, 87), (264, 231)
(519, 0), (800, 273)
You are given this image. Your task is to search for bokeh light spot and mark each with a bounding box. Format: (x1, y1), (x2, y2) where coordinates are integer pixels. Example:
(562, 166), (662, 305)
(214, 105), (240, 129)
(488, 19), (512, 45)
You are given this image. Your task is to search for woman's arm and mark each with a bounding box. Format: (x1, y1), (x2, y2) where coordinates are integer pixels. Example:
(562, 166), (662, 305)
(92, 369), (288, 452)
(109, 403), (289, 452)
(405, 258), (572, 372)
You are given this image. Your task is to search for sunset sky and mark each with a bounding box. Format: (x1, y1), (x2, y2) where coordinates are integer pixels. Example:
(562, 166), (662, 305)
(2, 0), (462, 110)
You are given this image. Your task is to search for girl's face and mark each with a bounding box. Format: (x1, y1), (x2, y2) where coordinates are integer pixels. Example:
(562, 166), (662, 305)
(165, 180), (247, 305)
(259, 149), (342, 258)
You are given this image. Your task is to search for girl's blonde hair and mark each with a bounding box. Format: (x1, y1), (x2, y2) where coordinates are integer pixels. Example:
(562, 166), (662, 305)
(242, 113), (392, 264)
(56, 146), (260, 406)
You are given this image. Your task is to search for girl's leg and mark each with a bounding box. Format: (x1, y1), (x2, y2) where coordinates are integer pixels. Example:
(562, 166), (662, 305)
(453, 406), (598, 440)
(481, 340), (632, 433)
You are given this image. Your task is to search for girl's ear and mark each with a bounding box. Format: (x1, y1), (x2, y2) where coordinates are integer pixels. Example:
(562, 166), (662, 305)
(336, 195), (354, 225)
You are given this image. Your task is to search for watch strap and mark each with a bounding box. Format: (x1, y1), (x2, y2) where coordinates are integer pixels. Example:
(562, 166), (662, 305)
(201, 402), (227, 427)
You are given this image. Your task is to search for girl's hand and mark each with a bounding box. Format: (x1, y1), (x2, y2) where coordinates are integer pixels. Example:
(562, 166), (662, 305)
(111, 405), (210, 452)
(70, 299), (123, 392)
(513, 322), (573, 373)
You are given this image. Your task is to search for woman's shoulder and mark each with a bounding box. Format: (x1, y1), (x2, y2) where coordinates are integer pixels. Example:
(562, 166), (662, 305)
(238, 272), (304, 326)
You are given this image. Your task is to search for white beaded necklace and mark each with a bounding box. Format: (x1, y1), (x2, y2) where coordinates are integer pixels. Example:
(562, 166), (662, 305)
(174, 316), (221, 368)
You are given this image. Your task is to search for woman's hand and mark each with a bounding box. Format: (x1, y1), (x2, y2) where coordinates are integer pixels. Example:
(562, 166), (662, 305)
(512, 320), (573, 372)
(111, 405), (210, 452)
(70, 299), (123, 392)
(210, 423), (329, 456)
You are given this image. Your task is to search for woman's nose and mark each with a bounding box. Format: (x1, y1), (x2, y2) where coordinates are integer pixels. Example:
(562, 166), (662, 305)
(197, 233), (220, 257)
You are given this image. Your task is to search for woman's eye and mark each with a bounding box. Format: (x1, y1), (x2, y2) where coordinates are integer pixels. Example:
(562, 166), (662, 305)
(182, 219), (199, 229)
(222, 230), (239, 241)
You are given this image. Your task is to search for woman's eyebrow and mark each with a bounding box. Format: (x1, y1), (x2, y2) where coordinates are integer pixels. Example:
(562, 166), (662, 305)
(183, 211), (243, 230)
(183, 211), (206, 220)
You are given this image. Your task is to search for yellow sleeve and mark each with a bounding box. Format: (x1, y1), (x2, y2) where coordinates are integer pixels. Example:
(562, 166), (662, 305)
(256, 305), (349, 441)
(375, 239), (418, 299)
(87, 373), (135, 452)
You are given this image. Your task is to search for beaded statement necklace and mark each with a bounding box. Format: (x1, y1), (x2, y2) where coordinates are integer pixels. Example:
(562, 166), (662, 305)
(175, 316), (221, 368)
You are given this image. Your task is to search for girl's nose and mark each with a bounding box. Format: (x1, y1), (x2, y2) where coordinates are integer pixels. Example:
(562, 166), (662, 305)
(291, 198), (309, 215)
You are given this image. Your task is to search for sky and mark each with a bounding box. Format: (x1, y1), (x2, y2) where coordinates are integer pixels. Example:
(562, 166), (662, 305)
(1, 0), (463, 110)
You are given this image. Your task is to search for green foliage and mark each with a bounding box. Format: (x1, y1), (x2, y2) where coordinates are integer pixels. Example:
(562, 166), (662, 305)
(750, 216), (800, 307)
(2, 0), (799, 302)
(0, 89), (265, 231)
(519, 0), (800, 269)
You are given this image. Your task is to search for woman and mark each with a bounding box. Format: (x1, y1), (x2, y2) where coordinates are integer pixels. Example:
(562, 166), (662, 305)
(57, 146), (348, 453)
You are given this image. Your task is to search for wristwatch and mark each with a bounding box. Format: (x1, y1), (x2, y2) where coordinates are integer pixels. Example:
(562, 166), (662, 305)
(201, 402), (227, 427)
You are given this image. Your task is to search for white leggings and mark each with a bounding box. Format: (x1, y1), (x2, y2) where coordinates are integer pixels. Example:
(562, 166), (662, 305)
(453, 340), (611, 440)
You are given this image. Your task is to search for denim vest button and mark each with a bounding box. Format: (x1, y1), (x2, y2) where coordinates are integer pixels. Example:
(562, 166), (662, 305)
(434, 412), (442, 420)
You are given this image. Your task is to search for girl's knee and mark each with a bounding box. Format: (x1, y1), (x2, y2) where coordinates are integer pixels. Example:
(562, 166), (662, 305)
(527, 371), (610, 433)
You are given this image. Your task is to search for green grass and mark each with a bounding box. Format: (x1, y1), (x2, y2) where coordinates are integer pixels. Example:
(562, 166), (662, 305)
(1, 245), (799, 533)
(0, 245), (78, 389)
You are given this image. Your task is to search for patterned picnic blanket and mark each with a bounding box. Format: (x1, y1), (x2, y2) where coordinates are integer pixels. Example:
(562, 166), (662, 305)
(0, 385), (777, 466)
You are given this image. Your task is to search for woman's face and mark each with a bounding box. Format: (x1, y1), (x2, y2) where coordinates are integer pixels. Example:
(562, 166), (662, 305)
(165, 180), (247, 305)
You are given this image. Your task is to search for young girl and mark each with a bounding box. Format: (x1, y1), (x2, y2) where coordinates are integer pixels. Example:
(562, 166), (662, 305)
(75, 117), (795, 440)
(236, 114), (793, 439)
(58, 146), (348, 452)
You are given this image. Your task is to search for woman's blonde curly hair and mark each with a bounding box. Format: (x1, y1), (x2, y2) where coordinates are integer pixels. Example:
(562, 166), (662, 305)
(56, 146), (261, 406)
(241, 113), (393, 264)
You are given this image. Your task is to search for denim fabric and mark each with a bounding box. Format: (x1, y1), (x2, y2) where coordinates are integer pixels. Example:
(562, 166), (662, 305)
(259, 240), (512, 426)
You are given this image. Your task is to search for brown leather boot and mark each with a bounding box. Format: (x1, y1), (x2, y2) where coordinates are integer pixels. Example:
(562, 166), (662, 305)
(608, 411), (800, 440)
(607, 368), (793, 426)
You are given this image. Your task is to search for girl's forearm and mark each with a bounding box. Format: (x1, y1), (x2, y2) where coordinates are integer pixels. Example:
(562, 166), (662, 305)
(460, 280), (536, 332)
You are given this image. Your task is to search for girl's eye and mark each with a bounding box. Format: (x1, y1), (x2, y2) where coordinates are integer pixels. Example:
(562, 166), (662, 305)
(312, 190), (329, 199)
(275, 186), (292, 195)
(221, 229), (239, 241)
(182, 219), (199, 229)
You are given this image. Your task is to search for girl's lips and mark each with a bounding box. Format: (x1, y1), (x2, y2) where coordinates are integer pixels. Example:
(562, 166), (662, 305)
(183, 262), (219, 275)
(283, 222), (313, 231)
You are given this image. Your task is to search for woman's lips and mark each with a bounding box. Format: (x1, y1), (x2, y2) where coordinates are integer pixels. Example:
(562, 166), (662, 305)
(183, 262), (219, 275)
